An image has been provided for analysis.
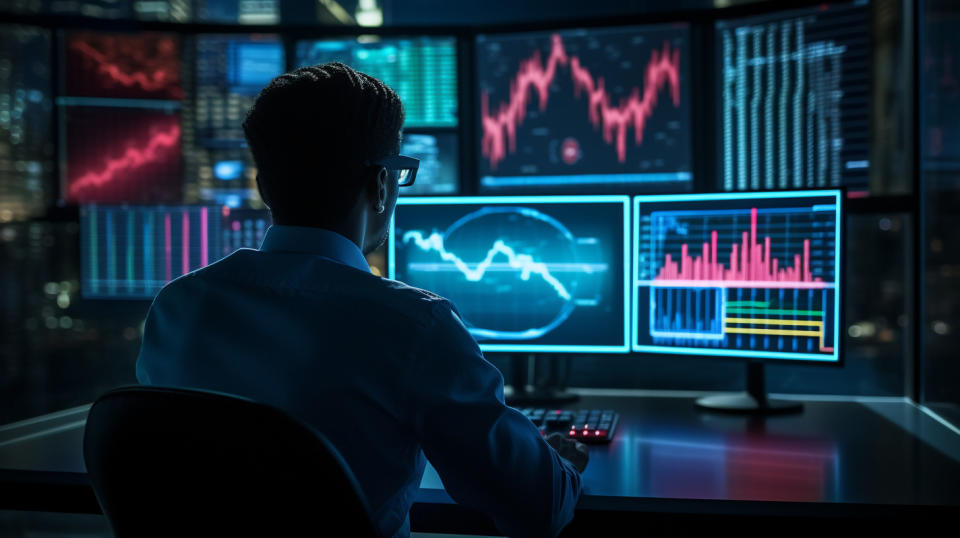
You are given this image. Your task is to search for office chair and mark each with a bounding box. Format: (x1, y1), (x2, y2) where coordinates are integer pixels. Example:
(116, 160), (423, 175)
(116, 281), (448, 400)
(83, 386), (381, 537)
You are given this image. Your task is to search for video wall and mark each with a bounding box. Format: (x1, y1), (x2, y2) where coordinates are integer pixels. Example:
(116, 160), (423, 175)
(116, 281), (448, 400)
(0, 0), (870, 314)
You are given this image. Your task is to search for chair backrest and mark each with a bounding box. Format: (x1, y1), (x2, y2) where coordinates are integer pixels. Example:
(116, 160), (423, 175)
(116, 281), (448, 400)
(83, 386), (380, 538)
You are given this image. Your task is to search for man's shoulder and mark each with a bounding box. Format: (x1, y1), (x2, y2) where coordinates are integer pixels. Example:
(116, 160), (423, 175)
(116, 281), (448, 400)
(370, 276), (456, 322)
(149, 249), (254, 302)
(154, 251), (456, 325)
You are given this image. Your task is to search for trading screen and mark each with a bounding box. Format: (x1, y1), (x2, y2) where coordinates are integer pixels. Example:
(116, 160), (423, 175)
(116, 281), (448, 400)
(61, 32), (183, 204)
(717, 2), (870, 192)
(65, 31), (183, 100)
(186, 34), (284, 206)
(391, 196), (629, 352)
(399, 132), (459, 195)
(65, 107), (182, 204)
(0, 26), (53, 221)
(476, 24), (692, 191)
(295, 37), (458, 128)
(81, 205), (271, 299)
(633, 191), (841, 361)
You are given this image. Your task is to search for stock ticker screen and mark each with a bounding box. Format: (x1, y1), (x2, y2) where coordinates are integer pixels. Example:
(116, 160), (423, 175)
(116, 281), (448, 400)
(295, 37), (458, 128)
(716, 1), (870, 192)
(0, 25), (53, 221)
(475, 24), (692, 192)
(390, 196), (630, 353)
(400, 132), (459, 195)
(81, 205), (271, 299)
(632, 191), (842, 362)
(187, 34), (284, 206)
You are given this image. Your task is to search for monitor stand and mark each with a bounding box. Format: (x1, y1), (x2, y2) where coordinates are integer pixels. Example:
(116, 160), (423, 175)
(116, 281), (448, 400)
(695, 360), (803, 415)
(506, 355), (580, 407)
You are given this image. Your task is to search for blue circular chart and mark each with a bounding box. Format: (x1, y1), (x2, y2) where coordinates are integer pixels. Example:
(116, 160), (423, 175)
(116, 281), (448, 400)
(402, 206), (581, 340)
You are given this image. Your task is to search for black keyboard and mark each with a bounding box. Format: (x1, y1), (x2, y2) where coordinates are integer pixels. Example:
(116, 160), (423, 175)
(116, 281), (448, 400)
(516, 408), (619, 444)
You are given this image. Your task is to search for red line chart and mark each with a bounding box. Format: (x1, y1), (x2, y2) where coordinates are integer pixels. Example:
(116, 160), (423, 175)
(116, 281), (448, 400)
(68, 125), (181, 197)
(481, 33), (681, 170)
(69, 36), (183, 99)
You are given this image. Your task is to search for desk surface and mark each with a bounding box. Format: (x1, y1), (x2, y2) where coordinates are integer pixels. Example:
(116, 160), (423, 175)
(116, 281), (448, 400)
(2, 391), (959, 534)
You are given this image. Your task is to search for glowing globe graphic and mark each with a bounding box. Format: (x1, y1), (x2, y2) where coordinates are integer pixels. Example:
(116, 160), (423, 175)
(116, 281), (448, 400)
(402, 206), (580, 340)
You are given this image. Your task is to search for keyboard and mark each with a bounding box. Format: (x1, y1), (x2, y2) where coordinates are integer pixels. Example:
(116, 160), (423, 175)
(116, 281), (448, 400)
(516, 408), (619, 444)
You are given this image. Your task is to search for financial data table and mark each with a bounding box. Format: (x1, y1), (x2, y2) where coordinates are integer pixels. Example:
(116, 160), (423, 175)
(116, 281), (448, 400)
(1, 392), (957, 534)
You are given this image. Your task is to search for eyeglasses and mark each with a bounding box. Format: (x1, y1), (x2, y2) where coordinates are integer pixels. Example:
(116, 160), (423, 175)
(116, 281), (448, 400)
(367, 154), (419, 187)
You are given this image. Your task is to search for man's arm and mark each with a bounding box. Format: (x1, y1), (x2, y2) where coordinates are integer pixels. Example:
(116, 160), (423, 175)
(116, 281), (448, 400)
(407, 301), (583, 538)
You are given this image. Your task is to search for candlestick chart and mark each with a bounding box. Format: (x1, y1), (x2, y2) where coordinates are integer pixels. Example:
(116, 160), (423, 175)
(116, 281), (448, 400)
(633, 192), (842, 361)
(390, 197), (630, 352)
(476, 25), (692, 190)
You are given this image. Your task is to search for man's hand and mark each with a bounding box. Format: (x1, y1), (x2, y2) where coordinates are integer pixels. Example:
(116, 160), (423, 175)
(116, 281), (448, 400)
(545, 433), (589, 473)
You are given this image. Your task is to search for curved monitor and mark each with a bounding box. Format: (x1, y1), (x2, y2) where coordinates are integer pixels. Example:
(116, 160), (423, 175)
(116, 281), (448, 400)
(632, 190), (842, 362)
(390, 196), (630, 353)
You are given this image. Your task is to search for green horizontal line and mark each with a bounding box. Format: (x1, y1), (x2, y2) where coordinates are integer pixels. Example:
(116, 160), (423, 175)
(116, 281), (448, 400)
(55, 96), (182, 110)
(726, 308), (824, 317)
(726, 301), (770, 307)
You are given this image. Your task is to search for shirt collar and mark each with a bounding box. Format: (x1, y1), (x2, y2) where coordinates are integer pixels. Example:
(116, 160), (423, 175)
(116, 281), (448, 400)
(259, 225), (370, 273)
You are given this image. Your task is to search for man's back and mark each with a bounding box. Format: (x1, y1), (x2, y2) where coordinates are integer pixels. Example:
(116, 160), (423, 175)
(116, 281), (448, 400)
(136, 225), (582, 538)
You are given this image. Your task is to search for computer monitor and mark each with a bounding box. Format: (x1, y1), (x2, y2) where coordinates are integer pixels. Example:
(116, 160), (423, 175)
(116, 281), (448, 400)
(194, 0), (280, 24)
(0, 25), (52, 221)
(295, 36), (458, 128)
(185, 34), (285, 207)
(475, 24), (692, 192)
(399, 132), (459, 195)
(716, 1), (870, 193)
(295, 36), (461, 195)
(65, 31), (183, 101)
(80, 205), (270, 299)
(64, 106), (182, 204)
(389, 196), (630, 353)
(632, 190), (842, 412)
(60, 31), (184, 204)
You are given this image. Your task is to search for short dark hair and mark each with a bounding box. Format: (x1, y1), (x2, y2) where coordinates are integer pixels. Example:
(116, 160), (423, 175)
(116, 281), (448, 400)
(242, 62), (405, 226)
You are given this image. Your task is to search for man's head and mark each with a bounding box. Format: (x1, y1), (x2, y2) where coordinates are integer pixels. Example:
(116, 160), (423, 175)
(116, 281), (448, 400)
(242, 62), (405, 253)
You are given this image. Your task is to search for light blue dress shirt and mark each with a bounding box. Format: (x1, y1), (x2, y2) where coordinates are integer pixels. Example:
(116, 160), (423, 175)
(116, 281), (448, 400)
(136, 225), (582, 538)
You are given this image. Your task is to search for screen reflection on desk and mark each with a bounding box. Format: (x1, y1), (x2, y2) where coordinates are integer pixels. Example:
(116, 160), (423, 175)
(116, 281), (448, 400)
(644, 432), (838, 502)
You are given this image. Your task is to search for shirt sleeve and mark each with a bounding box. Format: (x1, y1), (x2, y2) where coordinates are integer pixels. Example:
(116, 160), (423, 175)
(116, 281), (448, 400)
(407, 300), (582, 538)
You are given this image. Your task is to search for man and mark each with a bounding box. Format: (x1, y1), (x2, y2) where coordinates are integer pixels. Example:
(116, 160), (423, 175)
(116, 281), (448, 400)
(136, 62), (587, 538)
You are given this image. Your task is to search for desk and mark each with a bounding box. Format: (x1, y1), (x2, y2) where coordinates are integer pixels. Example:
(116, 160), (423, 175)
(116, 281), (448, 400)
(1, 391), (958, 535)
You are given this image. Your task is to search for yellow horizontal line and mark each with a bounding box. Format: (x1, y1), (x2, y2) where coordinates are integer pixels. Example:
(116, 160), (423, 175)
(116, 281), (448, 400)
(725, 318), (822, 328)
(725, 327), (821, 337)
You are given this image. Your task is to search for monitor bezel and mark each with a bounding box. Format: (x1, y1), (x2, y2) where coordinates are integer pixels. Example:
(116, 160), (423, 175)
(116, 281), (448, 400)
(630, 189), (845, 367)
(389, 194), (632, 354)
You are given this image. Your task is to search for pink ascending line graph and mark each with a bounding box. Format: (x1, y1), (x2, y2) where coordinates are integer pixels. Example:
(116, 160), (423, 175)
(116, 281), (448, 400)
(481, 33), (681, 169)
(68, 124), (181, 197)
(654, 208), (825, 288)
